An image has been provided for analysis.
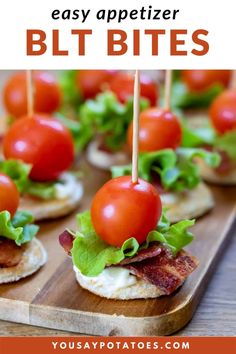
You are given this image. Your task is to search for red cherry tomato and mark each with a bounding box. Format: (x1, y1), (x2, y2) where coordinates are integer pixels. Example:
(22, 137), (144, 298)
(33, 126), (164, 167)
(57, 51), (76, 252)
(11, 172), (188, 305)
(0, 173), (19, 216)
(3, 71), (62, 118)
(127, 108), (182, 152)
(181, 70), (232, 93)
(109, 72), (158, 106)
(91, 176), (162, 247)
(75, 70), (118, 99)
(3, 114), (74, 182)
(209, 89), (236, 134)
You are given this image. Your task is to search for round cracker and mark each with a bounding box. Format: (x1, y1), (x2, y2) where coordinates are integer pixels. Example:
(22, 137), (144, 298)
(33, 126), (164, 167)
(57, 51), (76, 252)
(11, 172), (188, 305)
(182, 113), (236, 185)
(86, 140), (129, 170)
(74, 266), (167, 300)
(162, 182), (214, 222)
(197, 159), (236, 185)
(184, 111), (209, 129)
(0, 238), (47, 284)
(19, 173), (83, 221)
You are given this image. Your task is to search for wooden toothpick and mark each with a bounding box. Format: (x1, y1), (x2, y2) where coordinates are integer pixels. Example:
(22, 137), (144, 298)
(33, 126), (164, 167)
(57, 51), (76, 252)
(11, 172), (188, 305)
(26, 70), (34, 116)
(131, 70), (140, 184)
(164, 70), (172, 110)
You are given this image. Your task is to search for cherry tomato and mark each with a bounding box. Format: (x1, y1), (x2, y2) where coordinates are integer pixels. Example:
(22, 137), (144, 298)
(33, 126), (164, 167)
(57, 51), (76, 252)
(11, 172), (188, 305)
(109, 72), (158, 106)
(3, 71), (62, 117)
(209, 89), (236, 134)
(3, 114), (74, 182)
(181, 70), (232, 93)
(127, 108), (182, 152)
(0, 173), (19, 216)
(91, 176), (162, 247)
(75, 70), (118, 99)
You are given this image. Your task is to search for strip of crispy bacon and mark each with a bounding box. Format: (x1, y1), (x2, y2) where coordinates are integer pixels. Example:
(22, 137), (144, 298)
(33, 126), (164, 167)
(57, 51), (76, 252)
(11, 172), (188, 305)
(119, 243), (162, 265)
(0, 237), (23, 268)
(124, 247), (198, 295)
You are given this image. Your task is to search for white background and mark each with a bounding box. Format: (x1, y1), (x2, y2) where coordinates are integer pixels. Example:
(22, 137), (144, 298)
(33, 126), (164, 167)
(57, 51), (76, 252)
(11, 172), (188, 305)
(0, 0), (235, 69)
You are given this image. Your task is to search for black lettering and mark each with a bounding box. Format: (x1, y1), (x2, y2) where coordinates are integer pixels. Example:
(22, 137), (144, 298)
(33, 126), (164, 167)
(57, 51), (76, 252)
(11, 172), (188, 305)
(81, 10), (90, 23)
(173, 9), (180, 19)
(62, 9), (70, 20)
(72, 10), (80, 20)
(153, 9), (161, 20)
(162, 10), (171, 19)
(130, 9), (138, 19)
(51, 9), (60, 20)
(97, 9), (105, 20)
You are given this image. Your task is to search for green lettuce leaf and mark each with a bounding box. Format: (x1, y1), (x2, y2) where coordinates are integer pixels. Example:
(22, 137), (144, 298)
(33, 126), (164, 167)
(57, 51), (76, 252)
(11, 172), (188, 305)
(72, 211), (139, 276)
(111, 148), (220, 192)
(181, 119), (236, 161)
(78, 91), (149, 151)
(71, 210), (195, 276)
(214, 130), (236, 160)
(0, 159), (57, 200)
(59, 70), (82, 111)
(171, 82), (224, 109)
(181, 119), (216, 148)
(56, 113), (93, 152)
(0, 210), (39, 246)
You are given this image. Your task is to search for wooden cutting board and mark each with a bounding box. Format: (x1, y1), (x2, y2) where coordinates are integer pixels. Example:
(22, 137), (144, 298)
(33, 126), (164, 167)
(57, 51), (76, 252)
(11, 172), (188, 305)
(0, 158), (235, 336)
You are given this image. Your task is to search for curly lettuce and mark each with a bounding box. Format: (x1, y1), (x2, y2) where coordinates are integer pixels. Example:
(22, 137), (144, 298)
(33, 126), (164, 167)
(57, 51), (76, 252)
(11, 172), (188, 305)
(0, 210), (39, 246)
(0, 159), (57, 200)
(71, 211), (195, 277)
(182, 120), (236, 160)
(111, 148), (220, 192)
(171, 81), (224, 109)
(78, 91), (149, 151)
(59, 70), (82, 113)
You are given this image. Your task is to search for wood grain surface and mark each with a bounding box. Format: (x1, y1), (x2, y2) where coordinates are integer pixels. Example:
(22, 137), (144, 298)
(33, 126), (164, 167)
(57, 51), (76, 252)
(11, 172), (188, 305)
(0, 156), (235, 336)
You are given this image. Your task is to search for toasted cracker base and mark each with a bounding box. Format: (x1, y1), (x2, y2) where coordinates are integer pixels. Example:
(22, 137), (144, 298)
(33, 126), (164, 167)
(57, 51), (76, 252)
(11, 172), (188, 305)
(183, 114), (236, 185)
(86, 140), (129, 170)
(74, 266), (167, 300)
(163, 182), (214, 223)
(19, 174), (83, 221)
(197, 159), (236, 185)
(0, 239), (47, 284)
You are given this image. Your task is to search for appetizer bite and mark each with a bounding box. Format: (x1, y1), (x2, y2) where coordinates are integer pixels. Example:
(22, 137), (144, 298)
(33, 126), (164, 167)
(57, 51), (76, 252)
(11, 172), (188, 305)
(112, 108), (219, 222)
(171, 70), (232, 110)
(0, 173), (46, 283)
(59, 175), (198, 299)
(78, 72), (158, 170)
(59, 70), (198, 300)
(1, 114), (83, 221)
(3, 71), (62, 118)
(183, 89), (236, 184)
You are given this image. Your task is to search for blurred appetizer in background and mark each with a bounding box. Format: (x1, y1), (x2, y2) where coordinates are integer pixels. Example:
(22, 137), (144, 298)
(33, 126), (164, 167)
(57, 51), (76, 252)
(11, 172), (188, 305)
(0, 173), (46, 284)
(183, 88), (236, 185)
(1, 114), (83, 221)
(59, 175), (198, 299)
(112, 107), (220, 222)
(171, 70), (232, 110)
(3, 71), (62, 118)
(75, 72), (158, 169)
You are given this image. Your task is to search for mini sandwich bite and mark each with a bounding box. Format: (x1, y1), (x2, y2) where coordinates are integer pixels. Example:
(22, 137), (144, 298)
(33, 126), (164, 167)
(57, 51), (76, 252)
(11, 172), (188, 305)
(1, 114), (83, 221)
(111, 107), (219, 222)
(59, 175), (198, 300)
(182, 89), (236, 185)
(0, 173), (46, 284)
(73, 72), (158, 170)
(171, 70), (232, 110)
